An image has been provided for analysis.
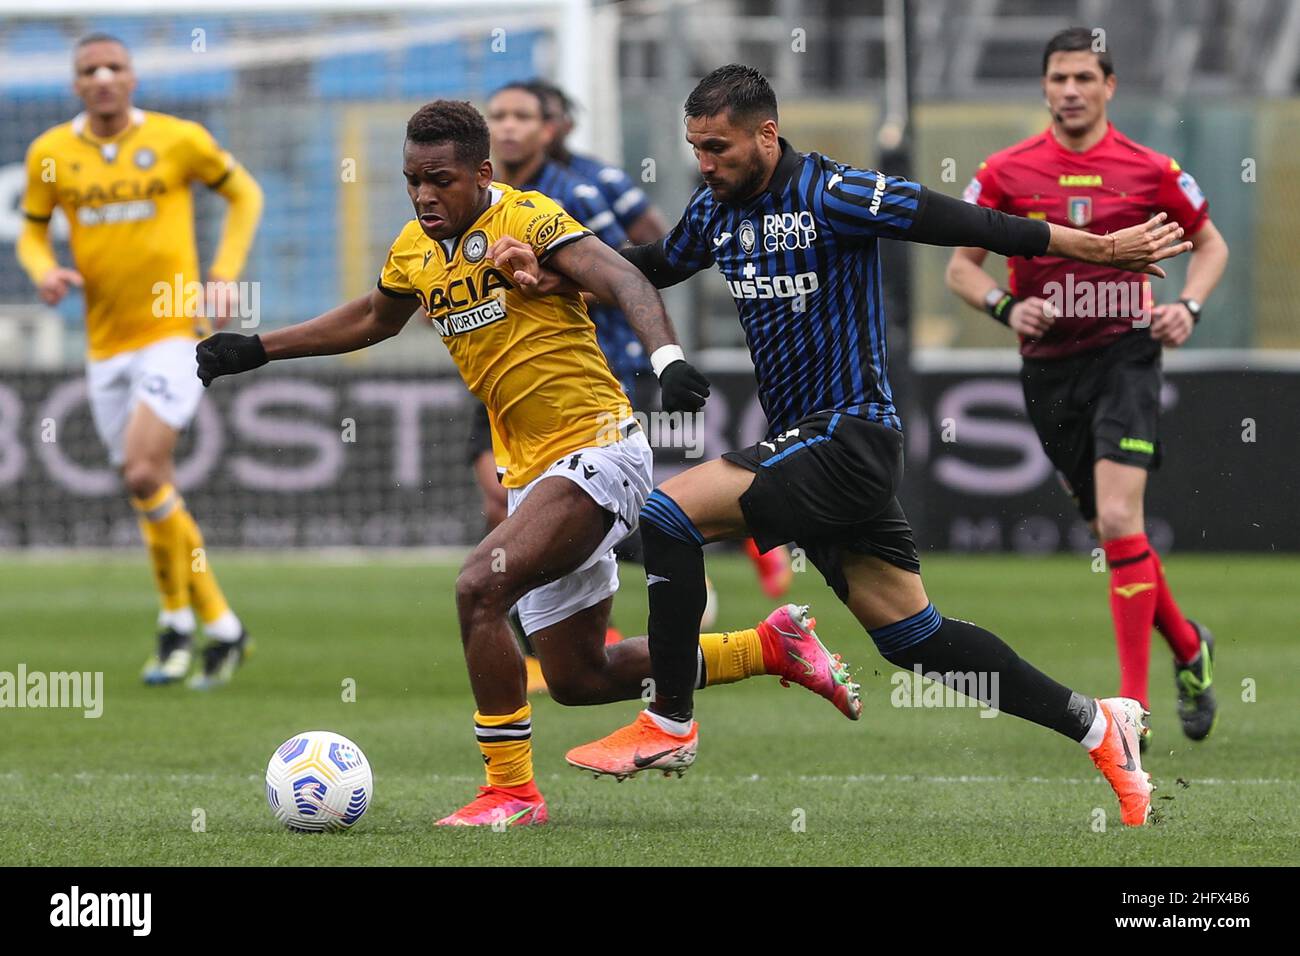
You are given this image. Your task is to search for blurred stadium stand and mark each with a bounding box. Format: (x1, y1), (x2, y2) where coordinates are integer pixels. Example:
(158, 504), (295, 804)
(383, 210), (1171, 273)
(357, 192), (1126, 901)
(3, 0), (1298, 358)
(0, 1), (1296, 552)
(614, 0), (1300, 351)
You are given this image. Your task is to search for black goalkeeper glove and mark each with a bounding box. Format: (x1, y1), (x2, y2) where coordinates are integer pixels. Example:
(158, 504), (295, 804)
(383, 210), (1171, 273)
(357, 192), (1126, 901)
(196, 332), (268, 387)
(658, 359), (711, 413)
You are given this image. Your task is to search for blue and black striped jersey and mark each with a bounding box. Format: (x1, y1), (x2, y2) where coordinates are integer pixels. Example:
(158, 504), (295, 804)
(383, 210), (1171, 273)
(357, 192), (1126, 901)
(524, 160), (651, 387)
(563, 150), (652, 232)
(661, 139), (926, 437)
(524, 159), (625, 248)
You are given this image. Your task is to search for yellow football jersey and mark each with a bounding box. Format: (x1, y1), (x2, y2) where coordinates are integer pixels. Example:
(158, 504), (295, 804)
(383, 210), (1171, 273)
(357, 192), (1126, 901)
(378, 184), (631, 487)
(21, 109), (238, 360)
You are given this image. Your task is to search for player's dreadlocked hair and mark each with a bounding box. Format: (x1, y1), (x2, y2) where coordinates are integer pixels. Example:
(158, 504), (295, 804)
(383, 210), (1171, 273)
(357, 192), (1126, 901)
(1042, 27), (1115, 77)
(488, 81), (548, 117)
(684, 64), (778, 128)
(525, 79), (575, 120)
(405, 100), (490, 167)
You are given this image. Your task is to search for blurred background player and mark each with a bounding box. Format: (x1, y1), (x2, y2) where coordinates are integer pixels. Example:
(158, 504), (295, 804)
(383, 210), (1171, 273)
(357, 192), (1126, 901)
(527, 79), (659, 409)
(16, 33), (262, 689)
(945, 28), (1229, 747)
(530, 79), (669, 246)
(486, 82), (654, 416)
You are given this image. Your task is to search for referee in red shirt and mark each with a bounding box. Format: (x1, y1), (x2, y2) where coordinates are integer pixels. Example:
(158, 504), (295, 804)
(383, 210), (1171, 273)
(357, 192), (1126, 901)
(946, 28), (1230, 749)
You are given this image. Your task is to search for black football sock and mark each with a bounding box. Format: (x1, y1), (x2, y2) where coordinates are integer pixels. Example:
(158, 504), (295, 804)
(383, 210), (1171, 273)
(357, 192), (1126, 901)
(613, 527), (645, 565)
(639, 490), (707, 723)
(870, 604), (1097, 742)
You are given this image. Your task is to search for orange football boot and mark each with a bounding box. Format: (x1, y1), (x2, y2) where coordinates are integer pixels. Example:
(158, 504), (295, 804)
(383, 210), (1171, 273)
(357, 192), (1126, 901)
(566, 711), (698, 781)
(1088, 697), (1154, 826)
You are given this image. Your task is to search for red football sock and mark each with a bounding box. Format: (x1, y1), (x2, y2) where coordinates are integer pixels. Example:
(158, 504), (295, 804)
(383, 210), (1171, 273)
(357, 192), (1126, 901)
(1103, 533), (1159, 709)
(1149, 550), (1201, 664)
(499, 779), (542, 799)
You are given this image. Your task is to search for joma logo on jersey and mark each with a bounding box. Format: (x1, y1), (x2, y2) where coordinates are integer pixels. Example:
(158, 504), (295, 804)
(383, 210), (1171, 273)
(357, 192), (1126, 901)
(761, 211), (817, 251)
(58, 177), (167, 206)
(424, 267), (511, 312)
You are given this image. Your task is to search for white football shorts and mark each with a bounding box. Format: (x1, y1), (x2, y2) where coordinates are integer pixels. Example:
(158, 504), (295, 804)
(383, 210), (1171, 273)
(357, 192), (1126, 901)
(86, 335), (204, 466)
(509, 423), (653, 635)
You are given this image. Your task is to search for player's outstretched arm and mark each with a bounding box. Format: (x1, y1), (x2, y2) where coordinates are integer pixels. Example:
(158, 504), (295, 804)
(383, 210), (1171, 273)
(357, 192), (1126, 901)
(489, 235), (582, 297)
(486, 232), (709, 410)
(547, 236), (710, 412)
(1046, 212), (1191, 277)
(907, 189), (1190, 277)
(196, 288), (418, 386)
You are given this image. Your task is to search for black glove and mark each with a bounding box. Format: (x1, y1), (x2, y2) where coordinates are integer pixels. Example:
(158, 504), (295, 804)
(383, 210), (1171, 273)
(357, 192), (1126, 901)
(658, 359), (710, 413)
(196, 333), (268, 387)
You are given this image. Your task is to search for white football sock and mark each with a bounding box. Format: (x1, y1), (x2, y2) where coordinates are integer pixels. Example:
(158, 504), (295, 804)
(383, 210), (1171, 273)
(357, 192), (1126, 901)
(204, 610), (244, 642)
(158, 607), (196, 635)
(645, 709), (693, 737)
(1081, 704), (1108, 750)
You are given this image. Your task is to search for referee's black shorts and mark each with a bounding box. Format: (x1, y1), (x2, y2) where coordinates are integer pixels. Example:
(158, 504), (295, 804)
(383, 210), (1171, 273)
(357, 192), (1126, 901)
(722, 410), (920, 602)
(1020, 330), (1163, 522)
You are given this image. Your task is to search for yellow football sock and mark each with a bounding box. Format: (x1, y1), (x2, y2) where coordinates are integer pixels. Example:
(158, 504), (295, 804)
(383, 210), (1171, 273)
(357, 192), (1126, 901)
(698, 628), (767, 686)
(177, 506), (231, 625)
(475, 703), (533, 788)
(131, 484), (190, 613)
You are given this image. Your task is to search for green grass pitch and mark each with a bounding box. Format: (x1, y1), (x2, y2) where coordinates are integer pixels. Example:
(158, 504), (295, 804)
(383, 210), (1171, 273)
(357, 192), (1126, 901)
(1, 552), (1295, 866)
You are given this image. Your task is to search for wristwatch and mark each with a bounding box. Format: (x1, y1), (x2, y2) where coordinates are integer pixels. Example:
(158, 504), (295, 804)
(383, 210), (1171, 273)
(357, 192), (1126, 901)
(984, 287), (1017, 326)
(1179, 298), (1202, 324)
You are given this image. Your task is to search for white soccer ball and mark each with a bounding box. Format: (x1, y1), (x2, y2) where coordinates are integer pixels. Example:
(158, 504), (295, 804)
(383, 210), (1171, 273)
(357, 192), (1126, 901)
(265, 730), (373, 832)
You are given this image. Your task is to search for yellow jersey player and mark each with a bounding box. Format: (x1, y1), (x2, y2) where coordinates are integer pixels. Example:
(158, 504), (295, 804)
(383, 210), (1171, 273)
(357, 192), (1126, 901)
(16, 33), (263, 689)
(197, 100), (862, 826)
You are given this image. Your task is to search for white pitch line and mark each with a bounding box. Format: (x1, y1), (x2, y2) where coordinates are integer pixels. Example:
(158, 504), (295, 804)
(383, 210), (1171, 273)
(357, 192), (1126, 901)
(785, 773), (1294, 786)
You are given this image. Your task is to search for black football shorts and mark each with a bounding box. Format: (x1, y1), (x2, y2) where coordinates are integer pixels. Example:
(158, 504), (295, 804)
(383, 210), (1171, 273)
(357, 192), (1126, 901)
(723, 410), (920, 602)
(1020, 330), (1163, 521)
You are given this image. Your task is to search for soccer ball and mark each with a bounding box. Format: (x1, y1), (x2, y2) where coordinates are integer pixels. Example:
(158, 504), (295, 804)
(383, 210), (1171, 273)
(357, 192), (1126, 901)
(265, 730), (373, 832)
